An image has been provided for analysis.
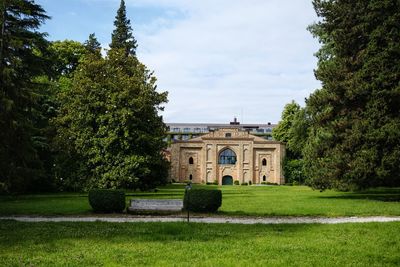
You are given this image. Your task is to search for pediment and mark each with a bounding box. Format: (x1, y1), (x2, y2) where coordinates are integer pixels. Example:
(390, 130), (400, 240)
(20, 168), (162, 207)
(196, 128), (253, 140)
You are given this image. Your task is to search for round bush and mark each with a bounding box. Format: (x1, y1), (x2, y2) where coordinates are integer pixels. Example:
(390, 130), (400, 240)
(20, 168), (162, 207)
(183, 189), (222, 212)
(88, 189), (126, 213)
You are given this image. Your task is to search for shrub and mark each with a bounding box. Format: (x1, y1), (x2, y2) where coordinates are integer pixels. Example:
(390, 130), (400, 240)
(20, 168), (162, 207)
(88, 189), (126, 213)
(241, 182), (248, 186)
(234, 180), (240, 185)
(183, 189), (222, 212)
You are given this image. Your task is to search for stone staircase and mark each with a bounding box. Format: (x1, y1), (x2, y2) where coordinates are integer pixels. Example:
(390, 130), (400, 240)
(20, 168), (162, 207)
(128, 199), (183, 213)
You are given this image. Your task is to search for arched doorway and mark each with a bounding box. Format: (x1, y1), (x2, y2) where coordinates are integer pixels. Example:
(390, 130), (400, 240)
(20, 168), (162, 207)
(222, 175), (233, 185)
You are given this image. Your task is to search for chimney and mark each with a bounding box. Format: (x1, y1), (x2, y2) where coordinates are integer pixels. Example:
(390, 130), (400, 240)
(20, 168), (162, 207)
(230, 117), (240, 125)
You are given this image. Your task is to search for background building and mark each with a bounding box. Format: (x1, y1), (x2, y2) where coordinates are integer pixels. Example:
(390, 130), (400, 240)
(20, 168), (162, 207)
(166, 118), (276, 145)
(168, 125), (285, 185)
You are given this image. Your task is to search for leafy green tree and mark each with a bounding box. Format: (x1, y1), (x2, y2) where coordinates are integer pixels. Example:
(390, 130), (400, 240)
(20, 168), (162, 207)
(304, 0), (400, 190)
(54, 48), (168, 190)
(48, 40), (87, 77)
(109, 0), (137, 56)
(273, 101), (308, 184)
(273, 101), (301, 157)
(287, 108), (310, 158)
(0, 0), (51, 193)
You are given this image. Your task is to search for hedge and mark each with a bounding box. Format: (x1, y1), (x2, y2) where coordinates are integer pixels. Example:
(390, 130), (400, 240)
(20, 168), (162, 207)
(88, 189), (126, 213)
(183, 189), (222, 212)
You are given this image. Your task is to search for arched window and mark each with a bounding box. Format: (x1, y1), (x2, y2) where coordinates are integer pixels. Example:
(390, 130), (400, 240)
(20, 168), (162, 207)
(218, 148), (237, 165)
(262, 158), (267, 166)
(189, 157), (194, 164)
(263, 175), (266, 181)
(189, 174), (193, 180)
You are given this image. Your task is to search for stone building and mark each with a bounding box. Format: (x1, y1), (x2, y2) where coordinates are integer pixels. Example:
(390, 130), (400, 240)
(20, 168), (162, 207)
(165, 119), (276, 145)
(168, 127), (285, 185)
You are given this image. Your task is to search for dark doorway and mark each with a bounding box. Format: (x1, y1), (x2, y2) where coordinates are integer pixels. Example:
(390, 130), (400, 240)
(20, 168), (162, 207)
(222, 175), (233, 185)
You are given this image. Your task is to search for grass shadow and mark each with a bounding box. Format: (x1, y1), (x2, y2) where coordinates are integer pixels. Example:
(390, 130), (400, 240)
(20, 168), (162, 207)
(318, 188), (400, 202)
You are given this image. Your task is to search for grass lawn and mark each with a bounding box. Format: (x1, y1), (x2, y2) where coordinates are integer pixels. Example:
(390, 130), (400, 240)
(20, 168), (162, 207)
(1, 221), (399, 266)
(1, 185), (400, 217)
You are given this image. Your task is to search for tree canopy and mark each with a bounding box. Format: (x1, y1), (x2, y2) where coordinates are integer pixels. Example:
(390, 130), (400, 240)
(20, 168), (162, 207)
(272, 101), (301, 157)
(0, 0), (50, 193)
(1, 1), (169, 193)
(109, 0), (137, 56)
(273, 101), (308, 184)
(304, 0), (400, 190)
(54, 10), (169, 190)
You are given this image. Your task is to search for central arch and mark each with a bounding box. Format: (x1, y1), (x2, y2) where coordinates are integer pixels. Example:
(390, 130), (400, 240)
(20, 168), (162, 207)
(218, 148), (237, 165)
(222, 175), (233, 185)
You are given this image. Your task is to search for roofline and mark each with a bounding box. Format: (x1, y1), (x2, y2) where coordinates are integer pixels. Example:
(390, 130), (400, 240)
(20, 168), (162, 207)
(166, 122), (277, 127)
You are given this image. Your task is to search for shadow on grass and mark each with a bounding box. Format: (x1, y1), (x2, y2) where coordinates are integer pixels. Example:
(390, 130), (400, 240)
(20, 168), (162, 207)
(318, 188), (400, 202)
(0, 220), (319, 247)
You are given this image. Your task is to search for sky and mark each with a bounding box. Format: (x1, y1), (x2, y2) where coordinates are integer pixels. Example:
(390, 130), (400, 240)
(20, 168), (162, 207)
(36, 0), (321, 124)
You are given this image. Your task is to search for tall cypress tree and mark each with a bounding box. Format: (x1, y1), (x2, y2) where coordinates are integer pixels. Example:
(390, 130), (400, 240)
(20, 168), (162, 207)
(109, 0), (137, 56)
(304, 0), (400, 190)
(0, 0), (50, 193)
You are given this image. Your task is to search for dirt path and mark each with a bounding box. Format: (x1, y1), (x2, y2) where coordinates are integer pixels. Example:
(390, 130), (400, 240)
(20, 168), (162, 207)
(2, 215), (400, 224)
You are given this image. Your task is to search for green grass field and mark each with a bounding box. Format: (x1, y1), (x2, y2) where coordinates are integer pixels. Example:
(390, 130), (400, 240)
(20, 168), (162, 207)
(1, 185), (400, 217)
(1, 221), (399, 266)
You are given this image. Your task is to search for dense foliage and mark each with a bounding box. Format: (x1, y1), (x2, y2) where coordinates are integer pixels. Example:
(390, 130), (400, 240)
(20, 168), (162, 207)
(273, 101), (307, 184)
(88, 189), (126, 213)
(54, 0), (168, 191)
(0, 0), (169, 193)
(304, 0), (400, 190)
(110, 0), (137, 56)
(183, 189), (222, 212)
(54, 49), (169, 190)
(0, 0), (51, 193)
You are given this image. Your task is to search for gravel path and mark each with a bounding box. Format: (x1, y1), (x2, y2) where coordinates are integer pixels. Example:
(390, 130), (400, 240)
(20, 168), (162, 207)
(2, 215), (400, 224)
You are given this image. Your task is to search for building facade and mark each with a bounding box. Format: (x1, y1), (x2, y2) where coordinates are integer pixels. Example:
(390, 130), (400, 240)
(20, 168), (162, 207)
(168, 127), (285, 185)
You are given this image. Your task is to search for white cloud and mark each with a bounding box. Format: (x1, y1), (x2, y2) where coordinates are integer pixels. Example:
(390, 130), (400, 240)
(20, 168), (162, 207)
(91, 0), (322, 123)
